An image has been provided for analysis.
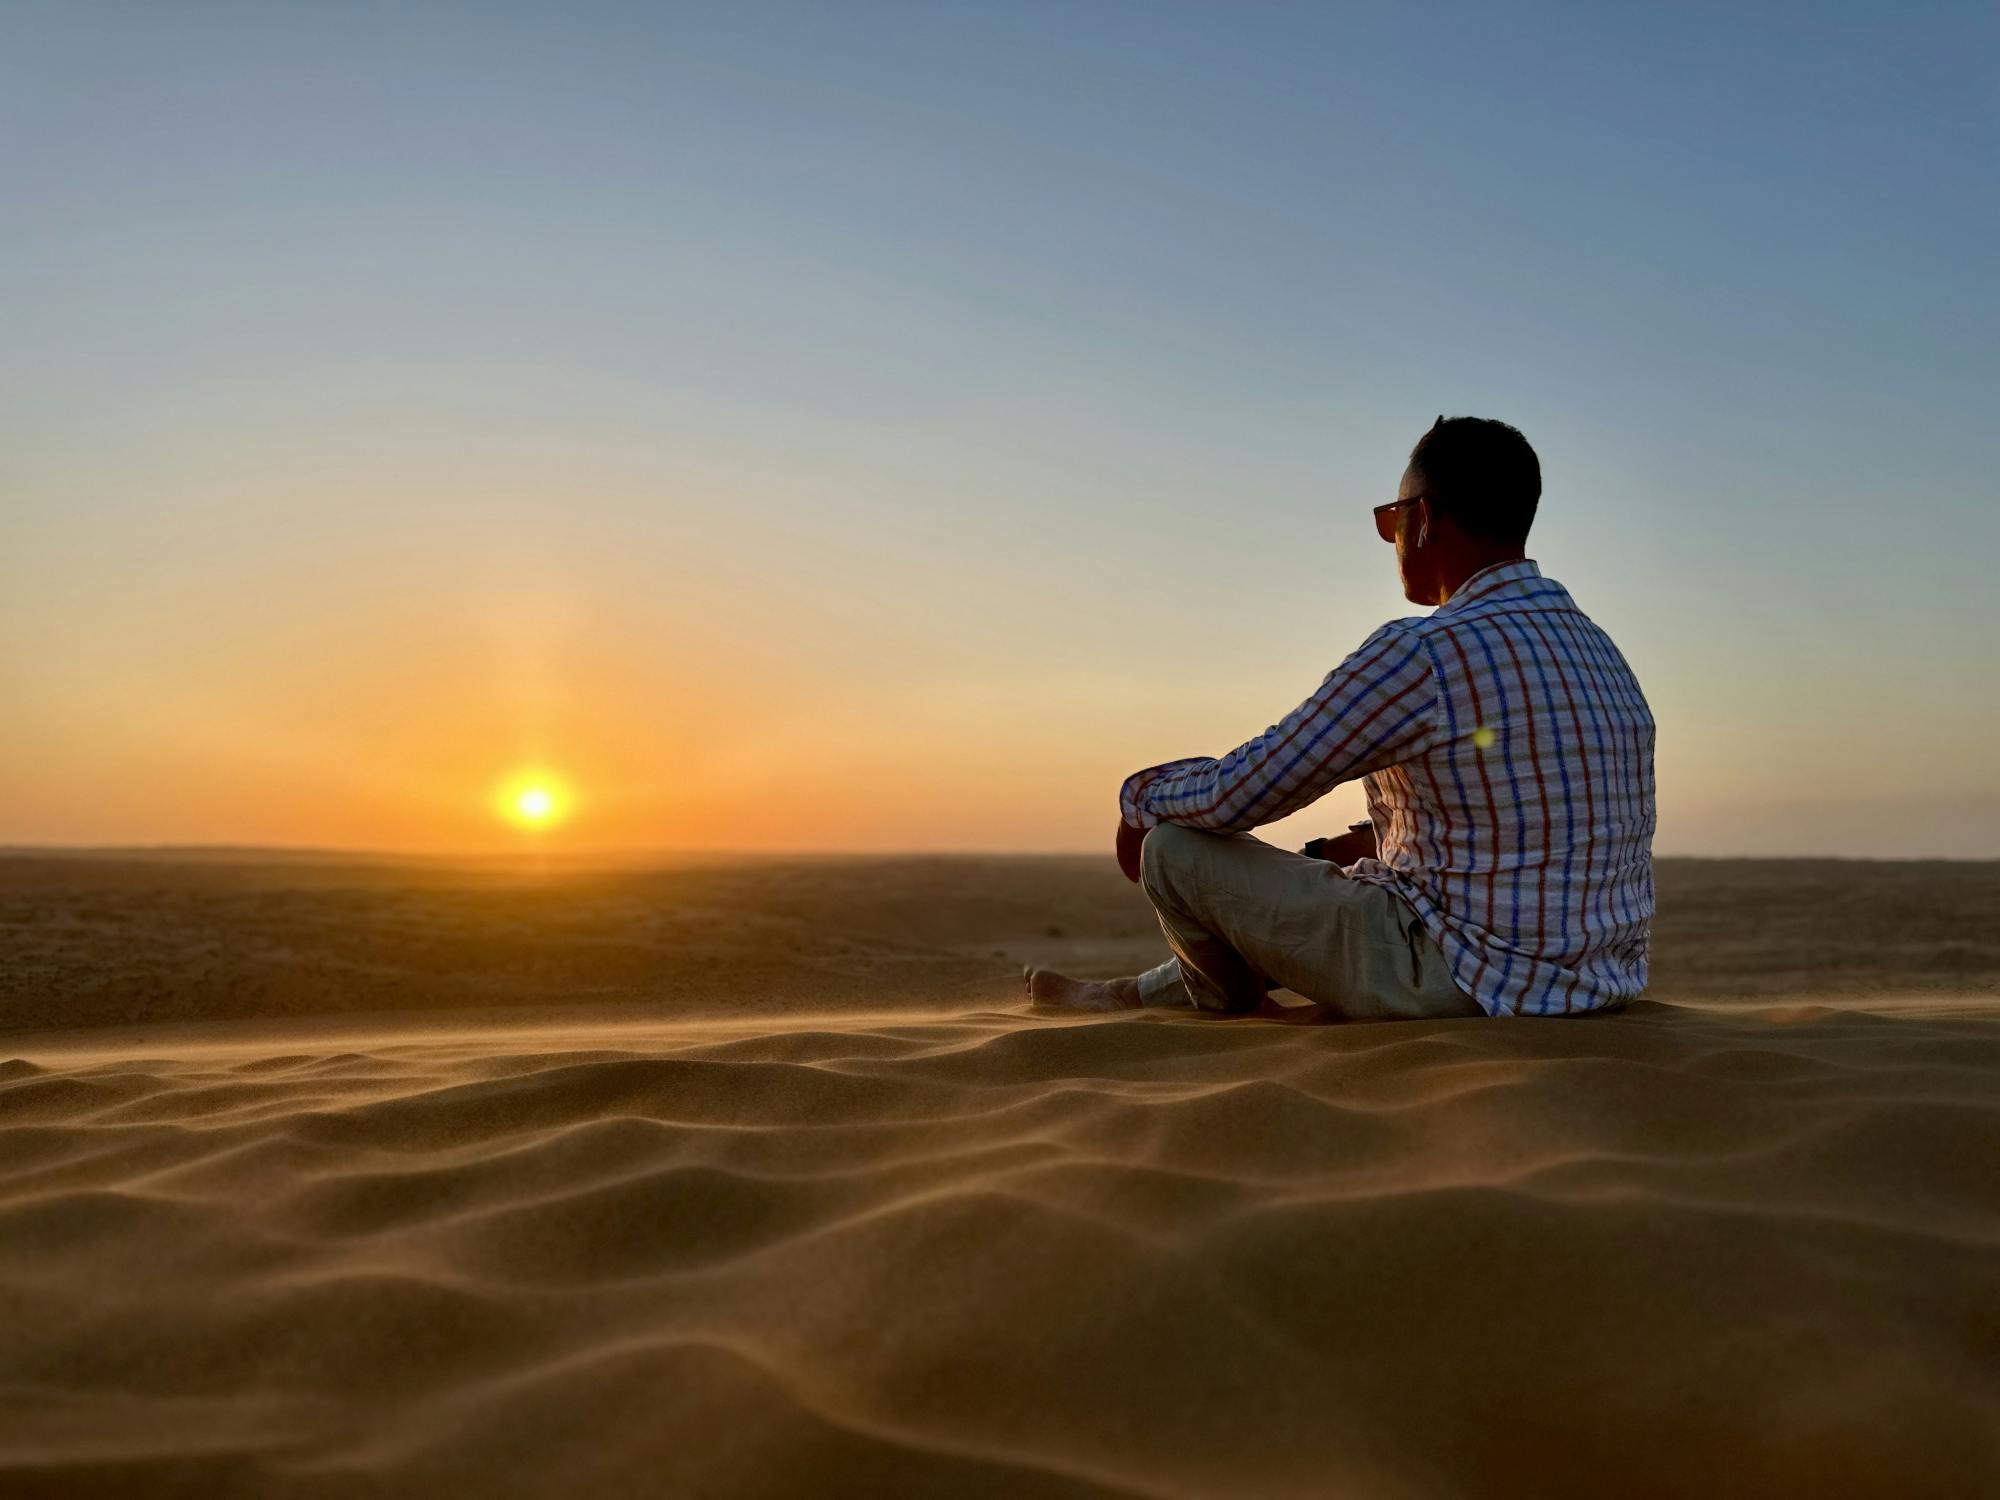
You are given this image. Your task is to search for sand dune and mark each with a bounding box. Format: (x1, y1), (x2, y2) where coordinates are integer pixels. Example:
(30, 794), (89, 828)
(6, 991), (1999, 1497)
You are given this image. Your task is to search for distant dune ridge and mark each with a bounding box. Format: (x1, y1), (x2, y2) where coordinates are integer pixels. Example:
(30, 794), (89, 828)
(2, 854), (1998, 1496)
(4, 853), (1998, 1034)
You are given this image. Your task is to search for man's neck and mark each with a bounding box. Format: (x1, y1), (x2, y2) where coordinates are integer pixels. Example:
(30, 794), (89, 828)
(1436, 547), (1527, 605)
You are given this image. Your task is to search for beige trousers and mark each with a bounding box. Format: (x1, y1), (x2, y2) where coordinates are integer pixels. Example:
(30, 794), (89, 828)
(1135, 823), (1484, 1021)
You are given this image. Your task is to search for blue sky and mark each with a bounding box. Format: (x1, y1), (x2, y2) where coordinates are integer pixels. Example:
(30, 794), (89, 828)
(4, 3), (1995, 854)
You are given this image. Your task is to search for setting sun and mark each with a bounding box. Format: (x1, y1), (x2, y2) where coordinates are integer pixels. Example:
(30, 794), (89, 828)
(498, 775), (569, 830)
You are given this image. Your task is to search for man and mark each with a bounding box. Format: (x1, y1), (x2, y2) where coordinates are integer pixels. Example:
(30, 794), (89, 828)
(1027, 416), (1655, 1022)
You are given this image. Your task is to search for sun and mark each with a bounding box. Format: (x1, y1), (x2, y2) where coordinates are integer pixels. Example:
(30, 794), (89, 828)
(497, 773), (570, 830)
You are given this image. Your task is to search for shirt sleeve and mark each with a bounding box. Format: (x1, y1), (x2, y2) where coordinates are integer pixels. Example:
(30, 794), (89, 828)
(1118, 623), (1437, 833)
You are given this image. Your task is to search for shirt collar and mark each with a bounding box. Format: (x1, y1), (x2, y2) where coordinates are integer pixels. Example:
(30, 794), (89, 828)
(1434, 558), (1543, 615)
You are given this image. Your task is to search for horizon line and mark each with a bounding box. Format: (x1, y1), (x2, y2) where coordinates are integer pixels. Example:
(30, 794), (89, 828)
(4, 843), (1997, 866)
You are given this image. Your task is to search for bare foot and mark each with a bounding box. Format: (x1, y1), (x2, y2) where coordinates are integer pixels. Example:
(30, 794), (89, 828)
(1024, 966), (1142, 1012)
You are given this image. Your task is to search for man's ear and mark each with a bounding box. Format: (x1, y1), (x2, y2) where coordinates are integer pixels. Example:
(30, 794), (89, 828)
(1415, 497), (1431, 547)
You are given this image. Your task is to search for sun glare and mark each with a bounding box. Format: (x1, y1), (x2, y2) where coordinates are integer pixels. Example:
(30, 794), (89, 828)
(498, 774), (569, 830)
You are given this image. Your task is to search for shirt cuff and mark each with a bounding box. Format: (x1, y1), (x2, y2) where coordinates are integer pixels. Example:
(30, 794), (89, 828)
(1118, 759), (1209, 828)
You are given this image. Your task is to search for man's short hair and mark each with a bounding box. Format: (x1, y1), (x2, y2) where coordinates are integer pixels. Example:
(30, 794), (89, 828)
(1409, 416), (1540, 544)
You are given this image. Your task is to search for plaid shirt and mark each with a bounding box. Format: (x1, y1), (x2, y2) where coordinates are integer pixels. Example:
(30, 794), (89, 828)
(1119, 559), (1656, 1016)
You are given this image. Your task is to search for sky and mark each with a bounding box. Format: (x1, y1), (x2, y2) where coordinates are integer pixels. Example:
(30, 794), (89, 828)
(3, 2), (1995, 857)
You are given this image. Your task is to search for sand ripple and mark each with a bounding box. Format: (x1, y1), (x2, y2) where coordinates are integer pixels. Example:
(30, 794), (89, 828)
(4, 999), (1999, 1497)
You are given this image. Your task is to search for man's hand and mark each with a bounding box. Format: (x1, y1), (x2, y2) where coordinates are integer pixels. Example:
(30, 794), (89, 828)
(1301, 824), (1377, 866)
(1116, 821), (1148, 884)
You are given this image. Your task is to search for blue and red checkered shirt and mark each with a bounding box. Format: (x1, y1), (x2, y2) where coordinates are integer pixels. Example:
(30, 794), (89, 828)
(1119, 559), (1656, 1016)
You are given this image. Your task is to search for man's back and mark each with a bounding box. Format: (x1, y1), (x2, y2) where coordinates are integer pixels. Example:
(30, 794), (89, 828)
(1348, 559), (1656, 1014)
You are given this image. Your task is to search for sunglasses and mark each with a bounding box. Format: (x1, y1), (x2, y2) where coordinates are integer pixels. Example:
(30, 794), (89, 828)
(1373, 495), (1426, 544)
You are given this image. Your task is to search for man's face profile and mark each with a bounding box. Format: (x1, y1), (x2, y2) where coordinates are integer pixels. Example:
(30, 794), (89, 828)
(1391, 462), (1435, 605)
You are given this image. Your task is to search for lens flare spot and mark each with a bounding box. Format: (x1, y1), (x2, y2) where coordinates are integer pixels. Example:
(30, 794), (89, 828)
(1471, 725), (1497, 751)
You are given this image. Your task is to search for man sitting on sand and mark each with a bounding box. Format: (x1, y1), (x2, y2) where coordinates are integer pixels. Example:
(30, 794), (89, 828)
(1029, 416), (1656, 1021)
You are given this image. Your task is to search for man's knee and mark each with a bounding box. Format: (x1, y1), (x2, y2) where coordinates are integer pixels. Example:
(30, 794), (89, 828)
(1139, 821), (1207, 902)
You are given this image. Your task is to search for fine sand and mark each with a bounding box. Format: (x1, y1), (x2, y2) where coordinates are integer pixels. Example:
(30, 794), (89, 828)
(3, 853), (1998, 1497)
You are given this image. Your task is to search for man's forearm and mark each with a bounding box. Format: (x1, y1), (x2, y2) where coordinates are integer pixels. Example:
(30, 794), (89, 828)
(1118, 622), (1438, 836)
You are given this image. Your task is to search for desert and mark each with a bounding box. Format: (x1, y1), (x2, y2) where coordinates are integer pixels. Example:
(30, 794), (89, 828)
(3, 852), (1996, 1497)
